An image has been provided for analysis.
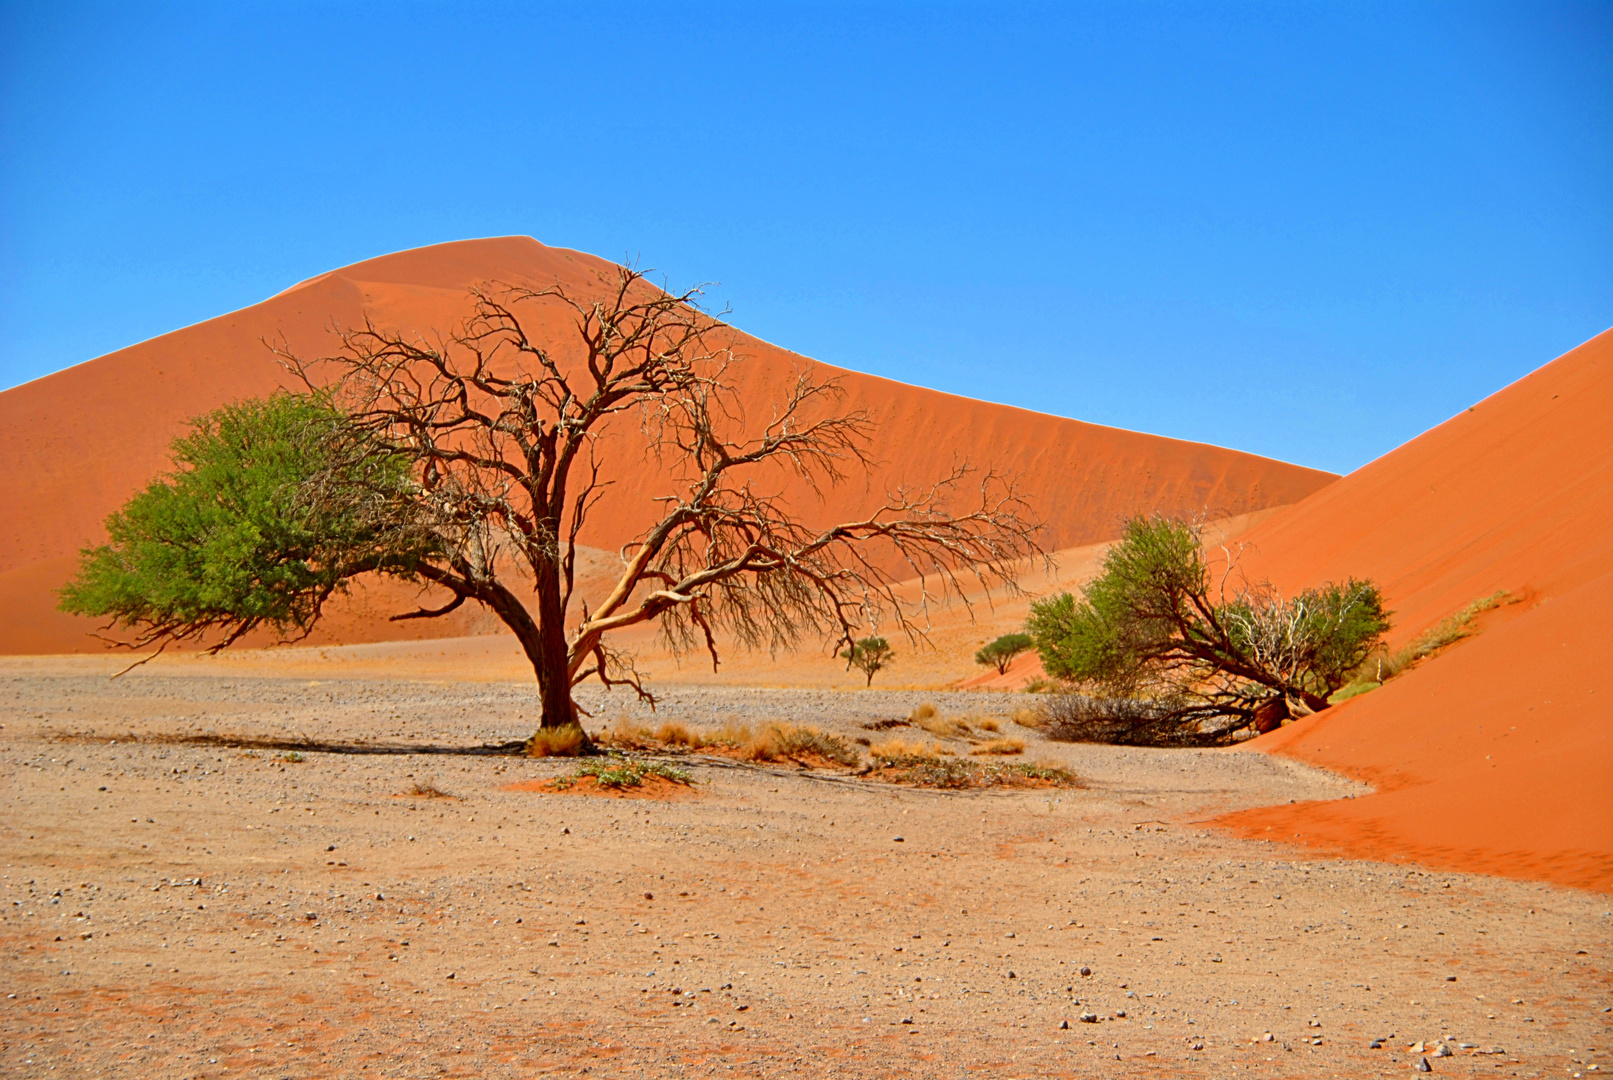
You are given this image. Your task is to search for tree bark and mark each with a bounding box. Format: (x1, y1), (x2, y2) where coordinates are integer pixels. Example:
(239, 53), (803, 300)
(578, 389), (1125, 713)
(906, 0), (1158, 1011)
(532, 567), (578, 729)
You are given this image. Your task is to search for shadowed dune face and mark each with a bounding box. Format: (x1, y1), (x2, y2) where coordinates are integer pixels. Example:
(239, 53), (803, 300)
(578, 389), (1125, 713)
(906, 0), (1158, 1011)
(0, 236), (1335, 655)
(1216, 329), (1613, 892)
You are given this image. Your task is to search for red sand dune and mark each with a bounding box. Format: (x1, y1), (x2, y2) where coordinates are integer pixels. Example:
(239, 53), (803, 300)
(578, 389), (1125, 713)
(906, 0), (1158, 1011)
(0, 236), (1333, 655)
(1216, 329), (1613, 892)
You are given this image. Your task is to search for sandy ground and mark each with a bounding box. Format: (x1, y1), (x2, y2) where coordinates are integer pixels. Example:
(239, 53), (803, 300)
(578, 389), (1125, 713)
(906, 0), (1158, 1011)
(4, 669), (1610, 1079)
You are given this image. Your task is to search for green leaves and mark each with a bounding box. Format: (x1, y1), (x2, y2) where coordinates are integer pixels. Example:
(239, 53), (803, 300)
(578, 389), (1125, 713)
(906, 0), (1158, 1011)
(59, 393), (433, 650)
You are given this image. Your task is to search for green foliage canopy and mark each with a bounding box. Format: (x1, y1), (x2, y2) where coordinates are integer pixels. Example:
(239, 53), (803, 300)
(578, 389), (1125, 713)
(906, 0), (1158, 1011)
(59, 393), (434, 652)
(1026, 516), (1390, 724)
(974, 632), (1034, 674)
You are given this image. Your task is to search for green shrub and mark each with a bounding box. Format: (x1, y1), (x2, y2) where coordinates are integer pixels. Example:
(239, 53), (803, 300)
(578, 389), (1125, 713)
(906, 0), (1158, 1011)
(1026, 515), (1390, 737)
(558, 756), (692, 790)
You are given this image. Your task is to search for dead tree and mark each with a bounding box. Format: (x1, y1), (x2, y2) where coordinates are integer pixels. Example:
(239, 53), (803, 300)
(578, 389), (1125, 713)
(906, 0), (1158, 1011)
(281, 265), (1041, 732)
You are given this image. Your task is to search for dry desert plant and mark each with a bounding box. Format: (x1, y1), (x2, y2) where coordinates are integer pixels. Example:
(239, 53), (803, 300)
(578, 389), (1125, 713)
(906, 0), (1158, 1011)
(916, 713), (972, 738)
(655, 721), (703, 748)
(525, 723), (589, 757)
(868, 737), (948, 764)
(1011, 705), (1048, 729)
(872, 755), (1075, 790)
(970, 737), (1025, 755)
(408, 778), (453, 798)
(978, 718), (1001, 733)
(740, 723), (859, 766)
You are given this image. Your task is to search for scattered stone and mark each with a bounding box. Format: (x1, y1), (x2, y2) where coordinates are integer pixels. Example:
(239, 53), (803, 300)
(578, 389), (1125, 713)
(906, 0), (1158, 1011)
(893, 836), (904, 842)
(1079, 965), (1092, 977)
(1409, 1040), (1426, 1053)
(1370, 1039), (1384, 1049)
(1191, 1042), (1204, 1051)
(1059, 1019), (1069, 1029)
(1079, 1012), (1098, 1024)
(644, 892), (653, 900)
(1008, 971), (1017, 979)
(446, 972), (455, 979)
(1005, 932), (1015, 938)
(1434, 1044), (1452, 1057)
(1416, 1057), (1432, 1073)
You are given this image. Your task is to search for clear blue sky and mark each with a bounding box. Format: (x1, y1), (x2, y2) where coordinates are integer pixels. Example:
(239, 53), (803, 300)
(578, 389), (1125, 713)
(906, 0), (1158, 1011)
(2, 2), (1608, 473)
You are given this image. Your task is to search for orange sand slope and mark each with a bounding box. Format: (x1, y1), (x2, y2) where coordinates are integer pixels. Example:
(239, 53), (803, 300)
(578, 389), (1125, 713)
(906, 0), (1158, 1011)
(0, 236), (1334, 655)
(1218, 329), (1613, 892)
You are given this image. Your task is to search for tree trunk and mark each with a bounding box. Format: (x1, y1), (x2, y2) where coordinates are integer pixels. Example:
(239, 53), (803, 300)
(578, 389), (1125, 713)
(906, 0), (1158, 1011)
(1252, 697), (1288, 734)
(472, 576), (578, 732)
(532, 570), (578, 730)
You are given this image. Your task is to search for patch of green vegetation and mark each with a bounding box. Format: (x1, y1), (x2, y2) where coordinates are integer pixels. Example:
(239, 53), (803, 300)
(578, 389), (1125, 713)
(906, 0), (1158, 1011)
(555, 755), (692, 790)
(1328, 680), (1381, 704)
(1391, 590), (1516, 673)
(1330, 590), (1520, 702)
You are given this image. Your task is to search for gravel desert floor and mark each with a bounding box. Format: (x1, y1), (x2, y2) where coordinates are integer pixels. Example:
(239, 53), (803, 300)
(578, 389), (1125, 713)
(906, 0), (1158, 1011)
(3, 669), (1609, 1078)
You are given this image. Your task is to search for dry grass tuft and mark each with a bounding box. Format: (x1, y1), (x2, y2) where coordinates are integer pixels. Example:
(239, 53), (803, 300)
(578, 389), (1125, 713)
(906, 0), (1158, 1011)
(1011, 705), (1048, 729)
(916, 713), (972, 738)
(979, 718), (1001, 733)
(970, 737), (1025, 756)
(869, 755), (1077, 790)
(908, 703), (938, 722)
(655, 721), (702, 747)
(596, 718), (858, 767)
(868, 737), (948, 763)
(525, 724), (589, 758)
(408, 779), (453, 798)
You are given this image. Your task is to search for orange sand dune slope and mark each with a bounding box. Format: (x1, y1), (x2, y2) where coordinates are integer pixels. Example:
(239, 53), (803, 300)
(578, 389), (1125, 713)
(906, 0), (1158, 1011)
(1218, 329), (1613, 891)
(0, 236), (1335, 655)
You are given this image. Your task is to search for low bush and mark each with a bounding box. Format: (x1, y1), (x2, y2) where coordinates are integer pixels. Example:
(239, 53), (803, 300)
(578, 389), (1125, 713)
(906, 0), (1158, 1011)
(908, 703), (938, 722)
(407, 779), (453, 798)
(978, 718), (1001, 733)
(1042, 693), (1243, 748)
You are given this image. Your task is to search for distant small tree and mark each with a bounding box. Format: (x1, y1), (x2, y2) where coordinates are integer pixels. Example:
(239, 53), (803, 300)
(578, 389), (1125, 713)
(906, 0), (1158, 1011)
(1026, 515), (1389, 742)
(842, 636), (895, 686)
(974, 632), (1034, 675)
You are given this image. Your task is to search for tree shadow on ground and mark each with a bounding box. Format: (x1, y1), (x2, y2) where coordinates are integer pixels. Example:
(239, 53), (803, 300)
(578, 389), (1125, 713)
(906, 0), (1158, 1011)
(52, 731), (529, 757)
